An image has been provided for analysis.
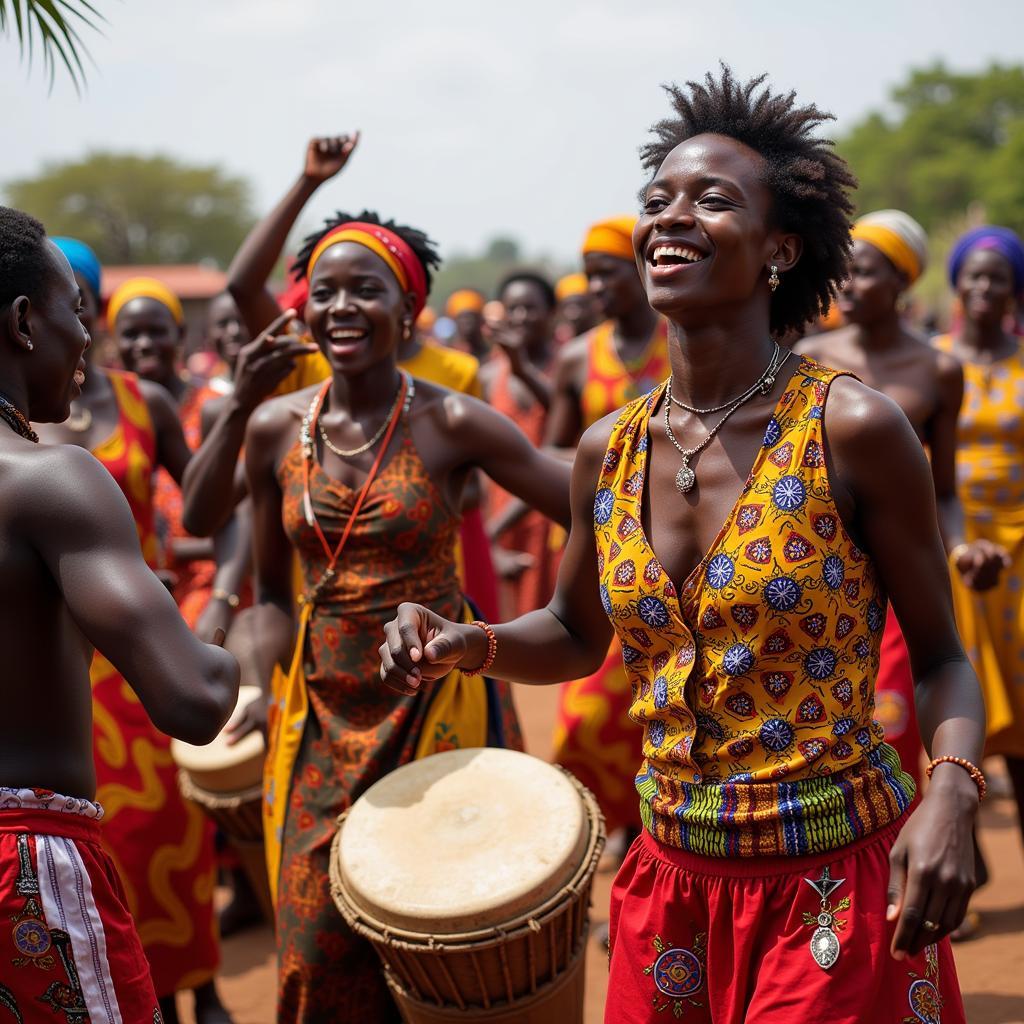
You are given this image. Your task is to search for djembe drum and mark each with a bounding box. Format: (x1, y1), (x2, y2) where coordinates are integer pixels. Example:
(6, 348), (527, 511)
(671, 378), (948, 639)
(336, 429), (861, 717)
(171, 684), (272, 923)
(329, 747), (605, 1023)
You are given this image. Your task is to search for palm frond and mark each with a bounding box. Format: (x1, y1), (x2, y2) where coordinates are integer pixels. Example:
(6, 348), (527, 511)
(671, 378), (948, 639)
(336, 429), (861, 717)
(1, 0), (105, 93)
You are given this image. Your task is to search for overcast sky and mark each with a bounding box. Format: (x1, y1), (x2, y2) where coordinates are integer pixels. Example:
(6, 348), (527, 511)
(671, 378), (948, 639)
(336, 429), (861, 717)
(2, 0), (1022, 262)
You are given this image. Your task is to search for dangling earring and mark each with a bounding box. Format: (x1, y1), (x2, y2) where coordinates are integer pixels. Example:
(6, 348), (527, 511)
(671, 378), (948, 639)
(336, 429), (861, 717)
(402, 320), (413, 341)
(769, 266), (780, 293)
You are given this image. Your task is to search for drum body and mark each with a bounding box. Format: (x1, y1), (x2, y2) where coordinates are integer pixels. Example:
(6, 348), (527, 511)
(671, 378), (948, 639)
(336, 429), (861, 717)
(329, 748), (605, 1022)
(171, 685), (272, 922)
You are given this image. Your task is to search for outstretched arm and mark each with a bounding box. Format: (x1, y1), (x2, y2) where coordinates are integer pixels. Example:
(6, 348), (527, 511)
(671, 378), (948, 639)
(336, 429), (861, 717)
(826, 377), (985, 958)
(228, 133), (360, 338)
(380, 418), (614, 691)
(25, 446), (238, 744)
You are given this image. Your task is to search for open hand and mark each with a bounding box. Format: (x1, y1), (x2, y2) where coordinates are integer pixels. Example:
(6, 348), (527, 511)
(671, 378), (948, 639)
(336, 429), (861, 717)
(303, 133), (360, 184)
(954, 539), (1010, 591)
(232, 309), (319, 412)
(379, 603), (483, 695)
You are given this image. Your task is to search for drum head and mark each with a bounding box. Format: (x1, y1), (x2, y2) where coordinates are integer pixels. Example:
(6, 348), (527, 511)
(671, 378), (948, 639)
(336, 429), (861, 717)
(171, 684), (265, 792)
(337, 748), (588, 934)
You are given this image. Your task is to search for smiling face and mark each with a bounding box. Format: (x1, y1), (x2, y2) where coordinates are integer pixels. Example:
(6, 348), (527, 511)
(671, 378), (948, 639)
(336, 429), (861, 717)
(584, 251), (646, 321)
(205, 292), (250, 369)
(304, 242), (412, 375)
(956, 248), (1016, 328)
(115, 297), (183, 384)
(499, 279), (554, 351)
(836, 239), (905, 326)
(26, 244), (92, 422)
(634, 133), (796, 328)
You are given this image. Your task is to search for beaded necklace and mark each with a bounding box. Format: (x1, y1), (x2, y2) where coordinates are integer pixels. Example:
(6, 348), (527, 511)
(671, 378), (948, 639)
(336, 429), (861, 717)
(0, 393), (39, 443)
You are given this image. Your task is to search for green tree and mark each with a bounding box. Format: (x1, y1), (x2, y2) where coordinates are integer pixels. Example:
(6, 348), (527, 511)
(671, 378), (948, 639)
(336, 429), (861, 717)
(840, 62), (1024, 233)
(6, 152), (256, 266)
(1, 0), (102, 92)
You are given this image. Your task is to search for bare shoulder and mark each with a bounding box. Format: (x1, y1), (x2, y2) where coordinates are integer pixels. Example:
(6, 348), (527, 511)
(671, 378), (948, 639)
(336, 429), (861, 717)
(577, 408), (618, 470)
(556, 333), (593, 372)
(824, 374), (920, 465)
(8, 442), (123, 520)
(794, 326), (854, 363)
(410, 377), (486, 432)
(245, 386), (313, 464)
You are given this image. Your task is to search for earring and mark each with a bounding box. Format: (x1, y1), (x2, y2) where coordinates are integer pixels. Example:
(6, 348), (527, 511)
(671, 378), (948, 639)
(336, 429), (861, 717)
(25, 341), (32, 350)
(769, 266), (780, 293)
(402, 321), (413, 341)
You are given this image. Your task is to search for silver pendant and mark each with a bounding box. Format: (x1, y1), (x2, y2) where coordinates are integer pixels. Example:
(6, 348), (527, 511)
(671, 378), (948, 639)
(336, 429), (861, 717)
(802, 866), (849, 971)
(676, 459), (696, 494)
(809, 926), (840, 970)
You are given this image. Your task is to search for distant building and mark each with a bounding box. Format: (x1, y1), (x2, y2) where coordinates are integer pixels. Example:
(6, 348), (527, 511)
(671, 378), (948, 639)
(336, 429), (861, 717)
(102, 264), (228, 354)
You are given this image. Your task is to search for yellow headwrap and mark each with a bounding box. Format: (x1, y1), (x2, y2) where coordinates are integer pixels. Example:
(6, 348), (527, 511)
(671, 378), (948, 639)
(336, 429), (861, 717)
(582, 215), (638, 262)
(445, 289), (485, 317)
(555, 273), (589, 301)
(107, 277), (184, 327)
(851, 210), (929, 284)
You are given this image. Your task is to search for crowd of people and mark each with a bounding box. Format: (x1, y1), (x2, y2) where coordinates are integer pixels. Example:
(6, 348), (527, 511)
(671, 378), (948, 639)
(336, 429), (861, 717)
(1, 64), (1023, 1023)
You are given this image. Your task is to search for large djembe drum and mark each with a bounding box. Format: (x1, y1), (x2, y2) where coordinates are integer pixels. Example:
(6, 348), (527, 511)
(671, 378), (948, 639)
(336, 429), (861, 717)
(171, 684), (272, 923)
(329, 747), (605, 1023)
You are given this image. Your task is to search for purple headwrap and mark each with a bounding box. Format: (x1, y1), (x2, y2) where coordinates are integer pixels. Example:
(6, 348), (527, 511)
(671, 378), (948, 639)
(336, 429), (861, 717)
(948, 225), (1024, 296)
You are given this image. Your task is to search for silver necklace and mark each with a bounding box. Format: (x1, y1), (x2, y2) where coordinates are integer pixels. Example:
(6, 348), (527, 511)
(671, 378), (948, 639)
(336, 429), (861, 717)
(669, 343), (785, 415)
(664, 347), (791, 494)
(315, 372), (413, 459)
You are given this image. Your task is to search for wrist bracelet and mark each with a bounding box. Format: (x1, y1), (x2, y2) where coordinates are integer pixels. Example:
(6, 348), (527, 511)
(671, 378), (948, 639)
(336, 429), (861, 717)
(463, 620), (497, 677)
(925, 755), (987, 802)
(211, 588), (241, 608)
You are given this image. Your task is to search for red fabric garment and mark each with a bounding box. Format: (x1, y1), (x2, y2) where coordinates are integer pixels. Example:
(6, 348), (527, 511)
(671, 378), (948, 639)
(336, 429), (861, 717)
(606, 815), (964, 1024)
(0, 797), (161, 1022)
(458, 506), (501, 623)
(875, 608), (923, 789)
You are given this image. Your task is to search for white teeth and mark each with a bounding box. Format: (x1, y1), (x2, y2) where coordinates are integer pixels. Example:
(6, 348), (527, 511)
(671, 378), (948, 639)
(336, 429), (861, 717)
(652, 245), (705, 266)
(329, 329), (366, 340)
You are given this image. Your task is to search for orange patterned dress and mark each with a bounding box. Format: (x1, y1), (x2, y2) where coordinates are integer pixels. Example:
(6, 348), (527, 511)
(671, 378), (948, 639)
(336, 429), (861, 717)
(596, 360), (914, 855)
(90, 371), (219, 997)
(553, 319), (670, 832)
(154, 381), (221, 627)
(271, 420), (522, 1023)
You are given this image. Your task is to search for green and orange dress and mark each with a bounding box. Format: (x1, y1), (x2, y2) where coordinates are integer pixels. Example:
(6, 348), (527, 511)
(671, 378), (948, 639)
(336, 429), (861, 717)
(595, 361), (963, 1021)
(266, 403), (522, 1023)
(553, 318), (669, 832)
(89, 370), (219, 998)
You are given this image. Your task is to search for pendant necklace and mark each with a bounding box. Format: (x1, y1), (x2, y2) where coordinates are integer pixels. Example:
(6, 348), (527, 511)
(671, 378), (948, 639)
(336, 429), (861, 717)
(664, 344), (790, 494)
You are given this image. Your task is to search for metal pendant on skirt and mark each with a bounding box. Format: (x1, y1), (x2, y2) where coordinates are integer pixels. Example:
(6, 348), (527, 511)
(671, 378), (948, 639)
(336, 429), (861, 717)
(675, 458), (696, 494)
(801, 866), (850, 970)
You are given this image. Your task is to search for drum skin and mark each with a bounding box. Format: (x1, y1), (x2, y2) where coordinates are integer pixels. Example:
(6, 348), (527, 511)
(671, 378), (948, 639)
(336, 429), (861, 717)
(330, 748), (605, 1019)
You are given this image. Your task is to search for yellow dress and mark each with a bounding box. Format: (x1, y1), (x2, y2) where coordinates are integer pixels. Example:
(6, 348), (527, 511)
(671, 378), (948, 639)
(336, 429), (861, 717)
(935, 335), (1024, 758)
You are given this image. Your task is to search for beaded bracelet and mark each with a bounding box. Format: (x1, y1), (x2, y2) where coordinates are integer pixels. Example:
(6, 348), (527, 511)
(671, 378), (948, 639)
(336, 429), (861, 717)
(462, 620), (497, 677)
(925, 755), (987, 802)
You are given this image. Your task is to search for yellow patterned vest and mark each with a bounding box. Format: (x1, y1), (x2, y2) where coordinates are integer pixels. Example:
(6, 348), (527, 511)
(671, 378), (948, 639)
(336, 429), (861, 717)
(594, 358), (915, 856)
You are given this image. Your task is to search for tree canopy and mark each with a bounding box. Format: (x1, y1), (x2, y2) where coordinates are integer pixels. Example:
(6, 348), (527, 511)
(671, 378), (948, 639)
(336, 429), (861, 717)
(839, 62), (1024, 234)
(5, 152), (256, 266)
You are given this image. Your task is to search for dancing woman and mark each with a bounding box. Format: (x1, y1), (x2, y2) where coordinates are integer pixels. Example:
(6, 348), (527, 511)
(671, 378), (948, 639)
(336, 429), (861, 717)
(239, 208), (569, 1020)
(383, 68), (981, 1021)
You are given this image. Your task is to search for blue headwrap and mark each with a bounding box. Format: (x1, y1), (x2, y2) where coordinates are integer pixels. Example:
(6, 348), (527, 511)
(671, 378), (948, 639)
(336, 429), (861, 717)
(948, 225), (1024, 297)
(51, 236), (102, 301)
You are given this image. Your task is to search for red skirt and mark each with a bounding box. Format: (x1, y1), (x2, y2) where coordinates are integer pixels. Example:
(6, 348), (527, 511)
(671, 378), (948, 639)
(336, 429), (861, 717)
(607, 815), (964, 1024)
(876, 608), (923, 789)
(0, 789), (161, 1022)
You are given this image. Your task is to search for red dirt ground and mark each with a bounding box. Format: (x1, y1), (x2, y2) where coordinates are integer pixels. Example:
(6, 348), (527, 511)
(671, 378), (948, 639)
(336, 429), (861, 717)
(177, 683), (1024, 1024)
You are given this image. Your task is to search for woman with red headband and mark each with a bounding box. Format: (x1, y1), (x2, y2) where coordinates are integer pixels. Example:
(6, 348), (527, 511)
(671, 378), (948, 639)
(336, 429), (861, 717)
(234, 199), (569, 1019)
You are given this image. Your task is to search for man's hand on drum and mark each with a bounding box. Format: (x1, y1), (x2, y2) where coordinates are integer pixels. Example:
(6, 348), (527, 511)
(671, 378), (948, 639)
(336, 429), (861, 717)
(224, 694), (268, 746)
(379, 603), (487, 695)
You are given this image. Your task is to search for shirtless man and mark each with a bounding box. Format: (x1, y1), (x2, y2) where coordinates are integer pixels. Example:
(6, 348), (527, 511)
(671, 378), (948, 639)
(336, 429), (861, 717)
(0, 206), (238, 1020)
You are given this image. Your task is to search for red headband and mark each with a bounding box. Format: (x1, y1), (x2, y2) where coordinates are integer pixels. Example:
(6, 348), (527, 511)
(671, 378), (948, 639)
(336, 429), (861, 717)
(306, 221), (429, 317)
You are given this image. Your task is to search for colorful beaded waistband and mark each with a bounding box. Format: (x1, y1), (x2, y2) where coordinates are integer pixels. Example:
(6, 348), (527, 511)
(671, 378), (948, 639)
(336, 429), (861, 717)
(635, 743), (915, 858)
